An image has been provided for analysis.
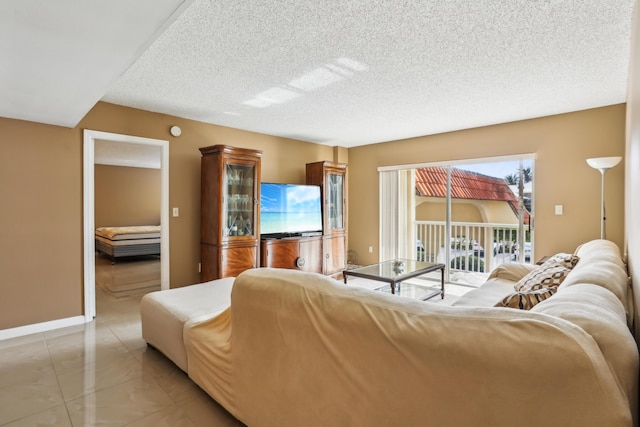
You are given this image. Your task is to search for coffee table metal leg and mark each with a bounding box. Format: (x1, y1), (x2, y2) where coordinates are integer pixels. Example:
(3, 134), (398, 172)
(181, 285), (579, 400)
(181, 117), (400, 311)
(441, 267), (445, 299)
(390, 282), (396, 295)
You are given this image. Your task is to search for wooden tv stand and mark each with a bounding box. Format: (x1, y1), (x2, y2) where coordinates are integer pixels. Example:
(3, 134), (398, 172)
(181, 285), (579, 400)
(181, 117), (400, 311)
(260, 235), (322, 273)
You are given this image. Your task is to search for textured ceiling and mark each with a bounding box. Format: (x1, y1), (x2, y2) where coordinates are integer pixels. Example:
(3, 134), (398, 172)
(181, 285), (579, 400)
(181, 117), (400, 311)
(102, 0), (635, 147)
(2, 1), (635, 148)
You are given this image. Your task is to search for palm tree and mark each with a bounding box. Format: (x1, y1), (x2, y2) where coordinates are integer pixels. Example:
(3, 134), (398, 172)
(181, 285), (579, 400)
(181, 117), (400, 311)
(504, 174), (518, 185)
(504, 164), (533, 263)
(504, 167), (532, 185)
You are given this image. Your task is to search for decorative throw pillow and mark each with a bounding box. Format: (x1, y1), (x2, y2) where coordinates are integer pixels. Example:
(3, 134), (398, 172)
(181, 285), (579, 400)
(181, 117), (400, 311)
(514, 260), (571, 292)
(547, 253), (580, 269)
(496, 287), (557, 310)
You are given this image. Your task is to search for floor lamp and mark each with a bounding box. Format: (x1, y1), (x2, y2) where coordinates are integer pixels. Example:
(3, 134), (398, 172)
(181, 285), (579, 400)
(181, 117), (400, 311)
(586, 156), (622, 239)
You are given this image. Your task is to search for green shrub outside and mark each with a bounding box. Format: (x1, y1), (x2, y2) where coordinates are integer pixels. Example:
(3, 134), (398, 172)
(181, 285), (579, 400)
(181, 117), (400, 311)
(450, 255), (484, 272)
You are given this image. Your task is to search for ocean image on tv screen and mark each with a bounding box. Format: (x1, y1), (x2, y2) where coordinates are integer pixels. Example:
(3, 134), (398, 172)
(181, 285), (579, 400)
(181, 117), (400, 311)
(260, 183), (322, 235)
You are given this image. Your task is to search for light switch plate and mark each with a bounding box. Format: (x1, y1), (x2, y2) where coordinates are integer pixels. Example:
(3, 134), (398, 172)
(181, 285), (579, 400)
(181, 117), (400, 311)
(172, 207), (179, 217)
(554, 205), (563, 215)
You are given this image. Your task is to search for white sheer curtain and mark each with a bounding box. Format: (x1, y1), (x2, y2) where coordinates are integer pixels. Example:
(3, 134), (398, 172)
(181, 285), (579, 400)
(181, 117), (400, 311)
(379, 169), (414, 262)
(379, 170), (398, 261)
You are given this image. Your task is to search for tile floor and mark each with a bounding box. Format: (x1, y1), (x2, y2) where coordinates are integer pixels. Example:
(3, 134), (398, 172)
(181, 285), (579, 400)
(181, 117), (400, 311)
(0, 285), (245, 426)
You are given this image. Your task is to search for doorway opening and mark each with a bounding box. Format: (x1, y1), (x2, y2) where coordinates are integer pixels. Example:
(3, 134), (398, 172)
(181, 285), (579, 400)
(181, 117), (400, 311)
(83, 130), (170, 321)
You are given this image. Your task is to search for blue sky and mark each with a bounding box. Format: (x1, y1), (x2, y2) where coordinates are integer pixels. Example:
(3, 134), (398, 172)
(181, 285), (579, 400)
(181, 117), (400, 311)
(454, 159), (533, 180)
(261, 183), (321, 213)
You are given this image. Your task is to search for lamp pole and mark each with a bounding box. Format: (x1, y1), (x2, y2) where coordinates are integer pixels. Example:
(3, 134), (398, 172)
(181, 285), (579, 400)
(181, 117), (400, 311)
(598, 168), (606, 239)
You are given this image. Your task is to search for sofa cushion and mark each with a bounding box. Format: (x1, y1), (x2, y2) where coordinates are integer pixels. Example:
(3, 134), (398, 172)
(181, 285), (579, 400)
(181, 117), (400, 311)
(561, 240), (632, 327)
(450, 277), (516, 307)
(547, 253), (580, 269)
(487, 263), (537, 282)
(574, 239), (626, 267)
(531, 284), (638, 413)
(514, 260), (571, 292)
(496, 287), (557, 310)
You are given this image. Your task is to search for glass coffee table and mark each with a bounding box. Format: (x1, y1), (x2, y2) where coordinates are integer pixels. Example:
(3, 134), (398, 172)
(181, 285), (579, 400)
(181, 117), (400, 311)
(343, 259), (446, 300)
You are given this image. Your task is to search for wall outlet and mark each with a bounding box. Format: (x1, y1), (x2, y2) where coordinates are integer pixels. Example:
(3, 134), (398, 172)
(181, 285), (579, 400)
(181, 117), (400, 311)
(554, 205), (563, 215)
(172, 207), (179, 217)
(368, 246), (373, 253)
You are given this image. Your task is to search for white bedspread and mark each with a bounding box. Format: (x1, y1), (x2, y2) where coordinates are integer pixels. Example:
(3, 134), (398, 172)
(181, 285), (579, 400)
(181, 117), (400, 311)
(95, 225), (160, 240)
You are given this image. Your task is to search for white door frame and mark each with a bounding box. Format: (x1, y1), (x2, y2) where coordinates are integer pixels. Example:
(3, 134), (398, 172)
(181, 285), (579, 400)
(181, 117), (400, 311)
(83, 130), (170, 321)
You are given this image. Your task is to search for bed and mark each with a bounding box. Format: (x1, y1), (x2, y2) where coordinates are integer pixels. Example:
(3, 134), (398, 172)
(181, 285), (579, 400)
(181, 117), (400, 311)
(95, 225), (161, 262)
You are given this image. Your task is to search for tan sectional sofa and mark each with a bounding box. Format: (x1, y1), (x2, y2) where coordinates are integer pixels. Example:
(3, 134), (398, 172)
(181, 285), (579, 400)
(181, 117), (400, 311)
(140, 277), (234, 372)
(141, 239), (638, 426)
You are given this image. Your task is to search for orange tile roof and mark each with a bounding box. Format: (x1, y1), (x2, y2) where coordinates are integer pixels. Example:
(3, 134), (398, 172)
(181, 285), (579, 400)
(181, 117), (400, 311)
(415, 167), (530, 222)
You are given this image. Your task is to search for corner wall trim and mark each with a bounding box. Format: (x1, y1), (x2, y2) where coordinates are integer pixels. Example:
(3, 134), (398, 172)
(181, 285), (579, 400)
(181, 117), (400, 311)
(0, 316), (85, 341)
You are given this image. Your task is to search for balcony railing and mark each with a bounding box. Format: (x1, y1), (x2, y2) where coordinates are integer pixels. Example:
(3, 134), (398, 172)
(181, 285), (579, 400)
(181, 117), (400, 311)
(415, 221), (531, 277)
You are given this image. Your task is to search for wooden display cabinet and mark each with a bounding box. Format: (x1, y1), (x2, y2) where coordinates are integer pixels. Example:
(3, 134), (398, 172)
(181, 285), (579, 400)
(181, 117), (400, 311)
(306, 161), (348, 276)
(260, 236), (322, 273)
(200, 145), (262, 280)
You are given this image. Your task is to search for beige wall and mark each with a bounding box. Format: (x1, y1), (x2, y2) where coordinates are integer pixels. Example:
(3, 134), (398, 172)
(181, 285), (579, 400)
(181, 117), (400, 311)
(0, 101), (335, 330)
(81, 103), (337, 289)
(0, 99), (627, 332)
(348, 104), (626, 266)
(79, 102), (339, 291)
(0, 118), (83, 329)
(94, 165), (161, 228)
(416, 198), (523, 225)
(416, 199), (483, 223)
(626, 0), (640, 338)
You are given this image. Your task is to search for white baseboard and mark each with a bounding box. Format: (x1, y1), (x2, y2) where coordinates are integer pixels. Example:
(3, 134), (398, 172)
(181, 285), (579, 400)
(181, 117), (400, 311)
(0, 316), (87, 341)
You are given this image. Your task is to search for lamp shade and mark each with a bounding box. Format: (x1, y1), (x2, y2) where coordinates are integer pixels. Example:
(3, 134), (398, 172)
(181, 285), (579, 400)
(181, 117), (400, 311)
(586, 156), (622, 170)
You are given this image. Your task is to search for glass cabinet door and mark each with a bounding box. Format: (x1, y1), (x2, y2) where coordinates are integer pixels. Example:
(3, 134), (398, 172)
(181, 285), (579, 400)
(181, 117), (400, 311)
(224, 162), (256, 238)
(326, 172), (344, 231)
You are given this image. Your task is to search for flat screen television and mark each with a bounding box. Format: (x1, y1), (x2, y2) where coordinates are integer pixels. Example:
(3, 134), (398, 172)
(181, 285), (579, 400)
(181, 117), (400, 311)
(260, 183), (323, 237)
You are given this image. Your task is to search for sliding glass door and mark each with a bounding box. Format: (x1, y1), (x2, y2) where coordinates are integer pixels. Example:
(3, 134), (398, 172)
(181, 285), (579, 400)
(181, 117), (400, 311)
(381, 155), (534, 286)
